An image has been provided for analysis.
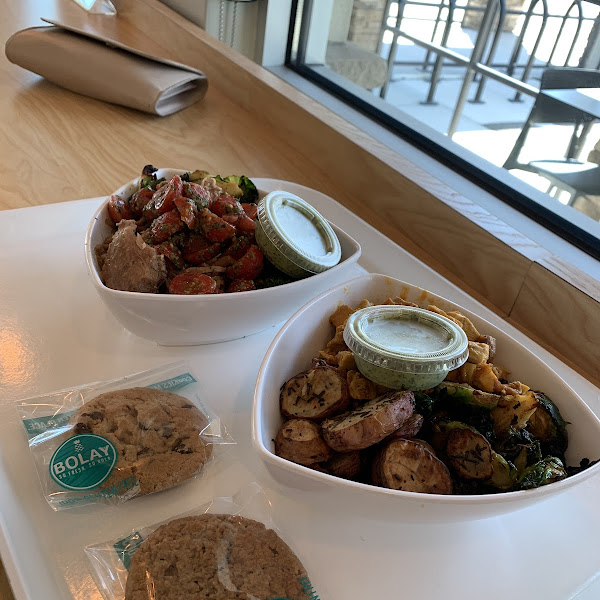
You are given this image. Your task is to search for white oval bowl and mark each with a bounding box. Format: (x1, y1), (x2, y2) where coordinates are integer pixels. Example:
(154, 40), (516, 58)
(84, 169), (362, 345)
(252, 273), (600, 523)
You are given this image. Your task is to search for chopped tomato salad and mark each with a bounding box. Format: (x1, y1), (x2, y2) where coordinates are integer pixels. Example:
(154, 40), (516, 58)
(98, 166), (294, 295)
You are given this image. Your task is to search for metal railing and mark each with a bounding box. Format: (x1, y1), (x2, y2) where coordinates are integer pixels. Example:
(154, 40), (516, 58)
(378, 0), (600, 135)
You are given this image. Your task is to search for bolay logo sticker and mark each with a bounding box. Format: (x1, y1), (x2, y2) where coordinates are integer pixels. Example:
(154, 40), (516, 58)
(49, 434), (118, 490)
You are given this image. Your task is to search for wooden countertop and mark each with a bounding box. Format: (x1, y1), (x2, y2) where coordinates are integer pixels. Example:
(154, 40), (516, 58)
(1, 0), (599, 390)
(0, 0), (326, 208)
(0, 2), (599, 598)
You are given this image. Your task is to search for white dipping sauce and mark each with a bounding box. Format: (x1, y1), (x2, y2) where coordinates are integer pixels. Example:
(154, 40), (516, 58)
(365, 317), (450, 354)
(343, 305), (469, 390)
(277, 204), (329, 256)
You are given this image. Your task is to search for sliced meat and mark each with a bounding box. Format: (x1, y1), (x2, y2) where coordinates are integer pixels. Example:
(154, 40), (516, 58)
(467, 341), (490, 364)
(477, 334), (497, 360)
(101, 219), (166, 293)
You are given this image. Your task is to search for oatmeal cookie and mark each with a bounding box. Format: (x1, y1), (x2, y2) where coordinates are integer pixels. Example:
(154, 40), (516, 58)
(69, 387), (211, 495)
(125, 514), (309, 600)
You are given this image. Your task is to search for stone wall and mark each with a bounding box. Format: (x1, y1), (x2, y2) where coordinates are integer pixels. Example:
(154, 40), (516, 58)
(347, 0), (387, 52)
(462, 0), (528, 31)
(344, 0), (529, 52)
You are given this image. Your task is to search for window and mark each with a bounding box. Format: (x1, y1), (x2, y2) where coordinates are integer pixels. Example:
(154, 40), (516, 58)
(286, 0), (600, 259)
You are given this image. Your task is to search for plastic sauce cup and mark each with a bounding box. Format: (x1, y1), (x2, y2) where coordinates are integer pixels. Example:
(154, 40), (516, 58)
(343, 305), (469, 391)
(255, 190), (342, 278)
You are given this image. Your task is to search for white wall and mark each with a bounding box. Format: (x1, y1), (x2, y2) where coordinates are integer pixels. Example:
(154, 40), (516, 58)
(161, 0), (208, 28)
(258, 0), (293, 67)
(161, 0), (261, 60)
(329, 0), (353, 43)
(303, 0), (334, 64)
(160, 0), (334, 67)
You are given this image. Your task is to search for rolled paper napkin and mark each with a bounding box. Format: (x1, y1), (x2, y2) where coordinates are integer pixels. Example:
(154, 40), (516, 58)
(5, 26), (208, 116)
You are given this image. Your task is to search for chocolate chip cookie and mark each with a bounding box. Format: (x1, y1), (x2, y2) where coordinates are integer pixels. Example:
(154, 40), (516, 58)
(125, 514), (310, 600)
(69, 387), (211, 495)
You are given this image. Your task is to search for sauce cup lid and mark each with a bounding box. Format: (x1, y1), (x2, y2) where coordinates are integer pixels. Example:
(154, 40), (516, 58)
(343, 305), (469, 374)
(257, 191), (341, 274)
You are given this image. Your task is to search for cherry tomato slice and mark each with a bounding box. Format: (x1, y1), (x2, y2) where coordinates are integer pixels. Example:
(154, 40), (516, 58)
(210, 194), (244, 217)
(227, 279), (256, 293)
(241, 203), (258, 220)
(174, 196), (199, 230)
(183, 182), (211, 209)
(154, 240), (185, 271)
(129, 188), (154, 220)
(143, 198), (159, 222)
(221, 213), (257, 235)
(107, 194), (132, 224)
(150, 209), (184, 243)
(182, 233), (210, 253)
(152, 175), (184, 215)
(226, 245), (263, 280)
(221, 235), (252, 260)
(221, 214), (239, 225)
(182, 234), (222, 264)
(196, 208), (236, 242)
(235, 214), (257, 234)
(168, 273), (217, 295)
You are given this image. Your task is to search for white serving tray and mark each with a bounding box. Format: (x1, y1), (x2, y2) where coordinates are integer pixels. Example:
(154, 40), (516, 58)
(1, 180), (600, 600)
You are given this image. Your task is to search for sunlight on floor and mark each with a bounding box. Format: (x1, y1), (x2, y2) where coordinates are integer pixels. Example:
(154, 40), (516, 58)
(453, 127), (521, 167)
(452, 124), (593, 168)
(453, 122), (600, 204)
(452, 127), (570, 198)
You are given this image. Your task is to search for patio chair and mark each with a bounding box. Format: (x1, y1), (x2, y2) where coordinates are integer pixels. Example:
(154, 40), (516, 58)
(503, 67), (600, 203)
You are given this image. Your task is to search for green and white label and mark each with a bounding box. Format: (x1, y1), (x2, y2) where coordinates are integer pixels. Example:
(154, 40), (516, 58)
(147, 373), (196, 392)
(22, 409), (78, 438)
(49, 434), (118, 490)
(114, 531), (144, 570)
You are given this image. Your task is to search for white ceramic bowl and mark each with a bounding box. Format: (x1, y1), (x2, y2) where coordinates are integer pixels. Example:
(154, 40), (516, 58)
(252, 273), (600, 523)
(84, 169), (362, 345)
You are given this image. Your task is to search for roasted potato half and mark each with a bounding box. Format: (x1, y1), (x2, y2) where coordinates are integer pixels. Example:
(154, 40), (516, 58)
(372, 438), (453, 494)
(321, 450), (362, 480)
(321, 390), (415, 452)
(446, 427), (494, 480)
(274, 419), (333, 465)
(385, 413), (425, 442)
(280, 363), (350, 421)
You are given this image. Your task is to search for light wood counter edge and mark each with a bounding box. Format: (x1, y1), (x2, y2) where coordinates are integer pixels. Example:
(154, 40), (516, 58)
(509, 261), (600, 385)
(93, 1), (600, 384)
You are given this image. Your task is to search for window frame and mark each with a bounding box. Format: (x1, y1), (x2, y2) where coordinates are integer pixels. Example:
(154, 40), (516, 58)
(284, 0), (600, 261)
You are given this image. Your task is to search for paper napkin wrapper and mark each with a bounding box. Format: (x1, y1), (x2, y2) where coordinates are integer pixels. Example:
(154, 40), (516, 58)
(5, 25), (208, 116)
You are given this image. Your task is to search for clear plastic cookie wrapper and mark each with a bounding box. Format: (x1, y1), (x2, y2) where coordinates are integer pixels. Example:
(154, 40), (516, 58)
(15, 361), (235, 510)
(343, 305), (469, 391)
(84, 483), (319, 600)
